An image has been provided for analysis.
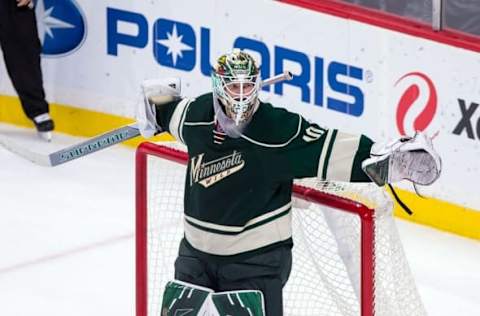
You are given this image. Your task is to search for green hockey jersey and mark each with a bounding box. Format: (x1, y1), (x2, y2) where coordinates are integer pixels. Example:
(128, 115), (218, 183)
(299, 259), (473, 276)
(156, 93), (373, 261)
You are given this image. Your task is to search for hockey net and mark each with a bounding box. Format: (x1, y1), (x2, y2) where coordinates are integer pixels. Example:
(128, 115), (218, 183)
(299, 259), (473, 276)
(136, 142), (426, 316)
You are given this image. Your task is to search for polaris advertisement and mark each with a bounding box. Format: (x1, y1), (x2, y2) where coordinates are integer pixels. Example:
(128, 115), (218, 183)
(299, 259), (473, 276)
(0, 0), (479, 212)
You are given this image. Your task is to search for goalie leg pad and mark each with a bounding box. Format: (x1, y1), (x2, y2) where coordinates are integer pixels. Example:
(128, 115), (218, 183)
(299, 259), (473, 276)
(362, 132), (441, 186)
(161, 280), (265, 316)
(161, 280), (213, 316)
(212, 290), (265, 316)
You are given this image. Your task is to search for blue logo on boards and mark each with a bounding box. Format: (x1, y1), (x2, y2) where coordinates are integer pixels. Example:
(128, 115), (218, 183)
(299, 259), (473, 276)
(106, 7), (366, 117)
(35, 0), (86, 56)
(153, 19), (195, 71)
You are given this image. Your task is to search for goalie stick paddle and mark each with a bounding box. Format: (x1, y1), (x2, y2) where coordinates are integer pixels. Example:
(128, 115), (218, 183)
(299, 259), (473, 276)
(0, 124), (141, 167)
(0, 71), (293, 167)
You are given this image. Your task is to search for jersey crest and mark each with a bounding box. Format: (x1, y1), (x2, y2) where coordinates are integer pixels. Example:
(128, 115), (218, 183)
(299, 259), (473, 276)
(190, 151), (245, 188)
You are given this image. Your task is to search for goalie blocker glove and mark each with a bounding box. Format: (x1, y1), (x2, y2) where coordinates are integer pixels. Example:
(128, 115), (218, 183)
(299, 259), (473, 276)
(361, 132), (441, 187)
(137, 77), (181, 138)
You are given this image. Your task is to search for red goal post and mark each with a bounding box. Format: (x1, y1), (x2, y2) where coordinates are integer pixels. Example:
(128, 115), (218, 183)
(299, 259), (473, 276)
(135, 141), (425, 316)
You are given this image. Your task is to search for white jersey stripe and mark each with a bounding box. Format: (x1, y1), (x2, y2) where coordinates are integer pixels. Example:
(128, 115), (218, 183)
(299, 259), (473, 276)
(184, 211), (292, 256)
(317, 129), (334, 179)
(326, 132), (361, 182)
(168, 98), (193, 144)
(184, 120), (215, 126)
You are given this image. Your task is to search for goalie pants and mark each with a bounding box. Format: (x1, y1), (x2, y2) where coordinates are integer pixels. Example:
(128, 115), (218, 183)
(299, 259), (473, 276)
(0, 1), (49, 119)
(175, 240), (293, 316)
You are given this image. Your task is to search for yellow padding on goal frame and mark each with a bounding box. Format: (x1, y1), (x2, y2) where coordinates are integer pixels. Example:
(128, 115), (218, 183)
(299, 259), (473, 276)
(1, 94), (479, 241)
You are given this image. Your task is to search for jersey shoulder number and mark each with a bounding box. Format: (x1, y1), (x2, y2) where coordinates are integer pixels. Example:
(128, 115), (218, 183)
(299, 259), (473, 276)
(303, 125), (326, 142)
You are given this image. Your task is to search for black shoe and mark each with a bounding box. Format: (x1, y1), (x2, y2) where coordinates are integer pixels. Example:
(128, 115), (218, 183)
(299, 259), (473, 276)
(33, 113), (54, 132)
(33, 113), (54, 141)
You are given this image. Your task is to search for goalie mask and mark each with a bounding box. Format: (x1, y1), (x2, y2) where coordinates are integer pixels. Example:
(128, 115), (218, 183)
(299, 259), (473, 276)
(212, 49), (261, 136)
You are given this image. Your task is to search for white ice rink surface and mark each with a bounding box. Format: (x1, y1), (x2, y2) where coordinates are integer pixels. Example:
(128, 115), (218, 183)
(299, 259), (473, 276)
(0, 123), (479, 316)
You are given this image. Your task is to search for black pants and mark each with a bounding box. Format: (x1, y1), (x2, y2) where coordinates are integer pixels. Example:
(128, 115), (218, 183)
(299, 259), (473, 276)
(175, 240), (292, 316)
(0, 0), (49, 119)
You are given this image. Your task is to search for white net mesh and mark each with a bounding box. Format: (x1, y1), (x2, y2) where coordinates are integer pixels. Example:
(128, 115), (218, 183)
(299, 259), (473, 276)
(137, 142), (427, 316)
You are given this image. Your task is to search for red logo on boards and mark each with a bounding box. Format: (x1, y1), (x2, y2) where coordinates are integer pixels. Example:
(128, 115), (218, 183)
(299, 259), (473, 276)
(394, 72), (437, 136)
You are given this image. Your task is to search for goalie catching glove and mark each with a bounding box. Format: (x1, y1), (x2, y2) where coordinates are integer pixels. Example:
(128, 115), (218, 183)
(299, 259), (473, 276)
(136, 77), (181, 138)
(362, 132), (441, 186)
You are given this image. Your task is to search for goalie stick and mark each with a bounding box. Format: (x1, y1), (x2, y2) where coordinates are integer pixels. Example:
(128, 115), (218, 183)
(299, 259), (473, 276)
(0, 71), (293, 167)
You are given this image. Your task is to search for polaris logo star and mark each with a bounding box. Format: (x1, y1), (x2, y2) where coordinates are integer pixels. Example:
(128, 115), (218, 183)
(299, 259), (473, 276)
(35, 0), (86, 56)
(154, 19), (195, 70)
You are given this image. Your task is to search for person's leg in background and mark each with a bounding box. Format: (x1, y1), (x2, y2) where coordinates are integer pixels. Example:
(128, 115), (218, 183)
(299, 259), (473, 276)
(0, 1), (54, 135)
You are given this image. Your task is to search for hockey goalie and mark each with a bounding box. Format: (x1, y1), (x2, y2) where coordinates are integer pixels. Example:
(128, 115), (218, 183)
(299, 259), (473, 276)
(136, 49), (441, 316)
